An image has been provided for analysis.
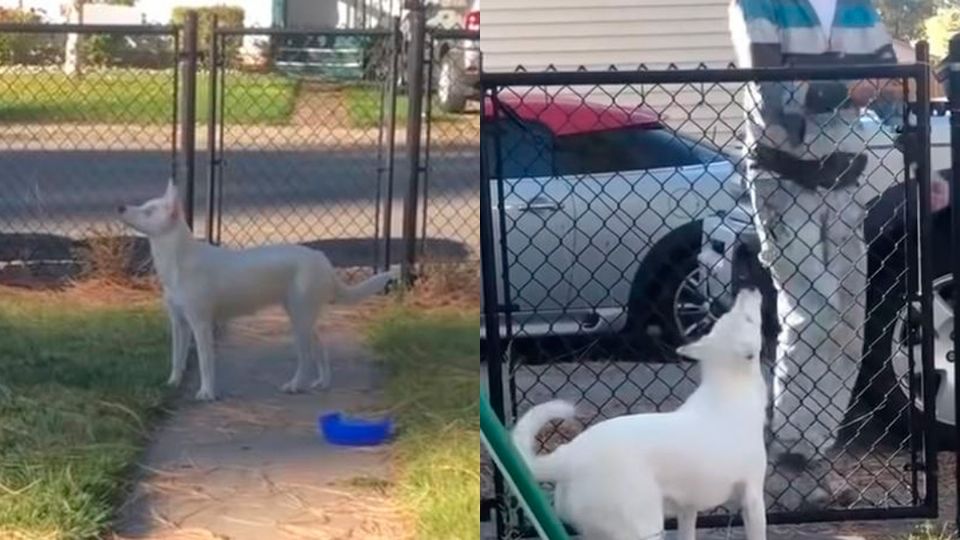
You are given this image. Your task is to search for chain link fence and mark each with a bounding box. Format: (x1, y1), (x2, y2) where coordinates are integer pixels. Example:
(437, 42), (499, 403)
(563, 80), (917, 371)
(207, 27), (397, 276)
(419, 27), (480, 265)
(0, 14), (475, 286)
(0, 23), (179, 285)
(481, 58), (942, 536)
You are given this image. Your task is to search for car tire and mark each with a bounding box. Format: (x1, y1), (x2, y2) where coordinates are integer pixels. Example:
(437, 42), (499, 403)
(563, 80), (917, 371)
(623, 222), (710, 353)
(436, 54), (468, 113)
(860, 220), (955, 449)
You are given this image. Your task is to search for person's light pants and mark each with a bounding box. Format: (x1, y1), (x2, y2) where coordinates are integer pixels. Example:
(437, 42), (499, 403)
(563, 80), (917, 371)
(750, 177), (867, 460)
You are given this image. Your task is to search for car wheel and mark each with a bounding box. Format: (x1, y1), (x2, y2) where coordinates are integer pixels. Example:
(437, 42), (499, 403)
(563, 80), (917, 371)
(638, 232), (728, 350)
(862, 226), (955, 448)
(670, 261), (730, 344)
(436, 54), (467, 113)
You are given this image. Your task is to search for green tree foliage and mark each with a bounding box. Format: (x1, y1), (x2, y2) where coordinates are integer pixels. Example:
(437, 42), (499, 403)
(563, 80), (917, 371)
(927, 6), (960, 58)
(875, 0), (942, 40)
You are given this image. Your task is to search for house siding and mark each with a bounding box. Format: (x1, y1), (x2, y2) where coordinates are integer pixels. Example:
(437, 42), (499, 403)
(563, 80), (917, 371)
(482, 0), (735, 72)
(483, 0), (745, 147)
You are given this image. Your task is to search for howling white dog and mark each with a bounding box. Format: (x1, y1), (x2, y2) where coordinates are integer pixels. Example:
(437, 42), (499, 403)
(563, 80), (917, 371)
(119, 180), (395, 401)
(512, 288), (768, 540)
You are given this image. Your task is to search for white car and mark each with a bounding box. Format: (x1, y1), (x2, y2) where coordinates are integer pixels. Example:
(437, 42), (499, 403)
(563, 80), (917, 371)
(483, 94), (956, 443)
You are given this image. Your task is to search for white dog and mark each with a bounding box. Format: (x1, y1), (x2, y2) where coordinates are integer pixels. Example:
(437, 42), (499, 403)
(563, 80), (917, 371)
(119, 180), (395, 401)
(512, 288), (768, 540)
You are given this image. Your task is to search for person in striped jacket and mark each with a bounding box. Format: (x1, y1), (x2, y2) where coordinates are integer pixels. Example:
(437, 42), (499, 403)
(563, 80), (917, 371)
(729, 0), (948, 509)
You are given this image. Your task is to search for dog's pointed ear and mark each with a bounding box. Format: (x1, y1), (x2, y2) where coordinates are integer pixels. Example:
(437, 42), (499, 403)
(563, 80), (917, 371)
(676, 340), (709, 362)
(163, 179), (182, 220)
(164, 179), (178, 201)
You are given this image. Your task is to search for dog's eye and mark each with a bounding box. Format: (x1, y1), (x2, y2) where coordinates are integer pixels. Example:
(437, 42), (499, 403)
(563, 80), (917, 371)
(746, 353), (755, 360)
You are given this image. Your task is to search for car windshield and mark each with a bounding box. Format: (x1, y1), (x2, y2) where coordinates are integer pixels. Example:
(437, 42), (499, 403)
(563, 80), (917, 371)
(554, 125), (726, 176)
(481, 116), (730, 179)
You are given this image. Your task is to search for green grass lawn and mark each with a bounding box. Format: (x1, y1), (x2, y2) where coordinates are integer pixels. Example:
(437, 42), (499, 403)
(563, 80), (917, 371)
(0, 69), (298, 125)
(344, 86), (462, 129)
(0, 288), (168, 539)
(367, 306), (479, 540)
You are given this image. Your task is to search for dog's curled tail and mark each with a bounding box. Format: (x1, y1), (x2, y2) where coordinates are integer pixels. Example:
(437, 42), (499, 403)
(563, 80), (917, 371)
(511, 399), (577, 481)
(335, 269), (397, 305)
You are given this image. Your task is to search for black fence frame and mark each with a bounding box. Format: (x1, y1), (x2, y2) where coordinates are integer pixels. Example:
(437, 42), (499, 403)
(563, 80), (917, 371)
(481, 58), (941, 536)
(419, 27), (480, 260)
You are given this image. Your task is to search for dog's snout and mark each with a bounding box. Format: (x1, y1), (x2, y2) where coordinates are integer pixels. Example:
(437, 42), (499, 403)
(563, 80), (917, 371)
(117, 205), (126, 214)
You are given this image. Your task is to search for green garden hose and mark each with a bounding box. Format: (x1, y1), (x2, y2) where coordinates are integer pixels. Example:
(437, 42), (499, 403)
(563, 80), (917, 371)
(480, 391), (571, 540)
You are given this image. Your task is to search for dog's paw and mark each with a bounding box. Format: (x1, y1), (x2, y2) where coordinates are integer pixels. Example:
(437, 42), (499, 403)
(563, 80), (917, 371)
(281, 379), (308, 394)
(195, 387), (217, 401)
(166, 374), (182, 387)
(310, 376), (330, 390)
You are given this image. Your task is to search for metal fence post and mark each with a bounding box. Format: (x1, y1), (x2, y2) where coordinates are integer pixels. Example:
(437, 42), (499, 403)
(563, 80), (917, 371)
(382, 16), (401, 270)
(401, 0), (426, 283)
(480, 87), (507, 539)
(180, 10), (199, 231)
(946, 32), (960, 533)
(205, 16), (219, 243)
(912, 40), (937, 517)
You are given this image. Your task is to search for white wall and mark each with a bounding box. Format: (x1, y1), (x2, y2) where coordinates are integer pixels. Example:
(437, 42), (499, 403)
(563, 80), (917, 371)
(139, 0), (273, 27)
(0, 1), (274, 26)
(0, 0), (65, 21)
(483, 0), (735, 72)
(483, 0), (744, 147)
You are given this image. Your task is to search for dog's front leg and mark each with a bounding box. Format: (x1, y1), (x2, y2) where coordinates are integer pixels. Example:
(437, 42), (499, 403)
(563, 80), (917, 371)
(166, 305), (190, 387)
(186, 315), (217, 401)
(676, 510), (696, 540)
(741, 481), (767, 540)
(311, 335), (330, 390)
(283, 318), (317, 393)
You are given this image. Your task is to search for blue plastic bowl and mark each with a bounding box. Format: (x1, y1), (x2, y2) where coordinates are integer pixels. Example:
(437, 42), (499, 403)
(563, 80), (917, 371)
(319, 412), (393, 446)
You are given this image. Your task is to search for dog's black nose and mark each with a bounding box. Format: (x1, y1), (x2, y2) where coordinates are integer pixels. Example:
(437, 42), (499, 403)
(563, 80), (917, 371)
(117, 205), (126, 214)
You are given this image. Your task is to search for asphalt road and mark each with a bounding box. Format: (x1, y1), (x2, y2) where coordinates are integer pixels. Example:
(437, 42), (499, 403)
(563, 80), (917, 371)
(0, 145), (477, 218)
(0, 144), (479, 260)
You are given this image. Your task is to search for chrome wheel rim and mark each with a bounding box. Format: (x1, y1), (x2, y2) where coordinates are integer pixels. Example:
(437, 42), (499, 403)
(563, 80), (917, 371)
(673, 265), (726, 342)
(890, 274), (955, 426)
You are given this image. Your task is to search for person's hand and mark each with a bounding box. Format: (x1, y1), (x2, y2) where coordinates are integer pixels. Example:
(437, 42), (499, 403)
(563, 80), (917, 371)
(931, 177), (950, 213)
(850, 79), (904, 108)
(849, 80), (878, 107)
(879, 80), (905, 103)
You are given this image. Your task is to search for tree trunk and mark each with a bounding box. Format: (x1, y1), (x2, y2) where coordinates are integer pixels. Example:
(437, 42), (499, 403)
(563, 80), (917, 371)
(64, 1), (83, 77)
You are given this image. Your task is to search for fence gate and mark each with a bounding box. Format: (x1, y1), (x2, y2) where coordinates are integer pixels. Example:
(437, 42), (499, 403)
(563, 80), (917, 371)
(206, 26), (398, 274)
(0, 23), (181, 285)
(418, 27), (481, 264)
(480, 57), (941, 536)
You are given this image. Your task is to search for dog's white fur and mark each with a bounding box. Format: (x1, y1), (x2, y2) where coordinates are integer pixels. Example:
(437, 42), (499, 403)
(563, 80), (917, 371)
(119, 180), (395, 401)
(512, 288), (769, 540)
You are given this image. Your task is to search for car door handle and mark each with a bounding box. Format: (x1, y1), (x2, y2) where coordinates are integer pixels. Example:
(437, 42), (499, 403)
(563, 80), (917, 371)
(505, 198), (563, 212)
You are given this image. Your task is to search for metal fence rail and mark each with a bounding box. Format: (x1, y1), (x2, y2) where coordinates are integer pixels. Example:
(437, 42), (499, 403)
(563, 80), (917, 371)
(481, 56), (940, 536)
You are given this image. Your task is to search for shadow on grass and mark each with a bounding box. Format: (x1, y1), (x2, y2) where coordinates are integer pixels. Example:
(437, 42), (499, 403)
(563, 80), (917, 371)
(0, 288), (168, 538)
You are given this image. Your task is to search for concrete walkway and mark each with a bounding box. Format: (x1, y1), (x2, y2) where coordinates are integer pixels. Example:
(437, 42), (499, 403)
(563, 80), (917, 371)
(113, 309), (406, 540)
